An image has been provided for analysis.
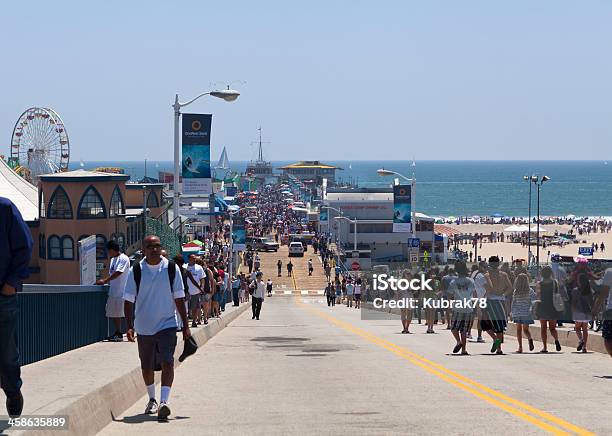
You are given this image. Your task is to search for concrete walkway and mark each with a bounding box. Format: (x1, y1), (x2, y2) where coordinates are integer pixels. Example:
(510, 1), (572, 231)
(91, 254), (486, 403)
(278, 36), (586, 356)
(1, 304), (248, 436)
(100, 295), (611, 435)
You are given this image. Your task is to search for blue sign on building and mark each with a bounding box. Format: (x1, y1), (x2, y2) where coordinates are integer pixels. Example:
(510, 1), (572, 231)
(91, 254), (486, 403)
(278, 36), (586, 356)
(408, 238), (420, 248)
(578, 247), (594, 256)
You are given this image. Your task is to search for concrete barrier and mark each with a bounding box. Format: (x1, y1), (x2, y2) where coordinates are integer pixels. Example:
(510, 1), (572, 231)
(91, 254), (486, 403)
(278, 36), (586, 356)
(13, 303), (249, 436)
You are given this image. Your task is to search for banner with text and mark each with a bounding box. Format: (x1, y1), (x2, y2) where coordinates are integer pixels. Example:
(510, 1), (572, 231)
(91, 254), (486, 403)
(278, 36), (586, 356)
(319, 207), (328, 224)
(232, 216), (246, 251)
(182, 113), (212, 195)
(393, 184), (412, 232)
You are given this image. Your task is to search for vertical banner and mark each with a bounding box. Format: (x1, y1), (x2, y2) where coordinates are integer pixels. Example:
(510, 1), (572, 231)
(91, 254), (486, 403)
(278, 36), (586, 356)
(232, 216), (246, 251)
(182, 113), (212, 195)
(393, 184), (412, 232)
(319, 207), (329, 224)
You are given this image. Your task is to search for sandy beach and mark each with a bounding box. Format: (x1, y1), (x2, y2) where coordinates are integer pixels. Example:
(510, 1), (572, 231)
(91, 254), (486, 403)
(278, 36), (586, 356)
(445, 223), (612, 263)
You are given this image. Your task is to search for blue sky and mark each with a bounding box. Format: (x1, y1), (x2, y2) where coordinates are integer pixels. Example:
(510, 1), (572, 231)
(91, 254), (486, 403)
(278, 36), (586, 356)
(2, 1), (612, 162)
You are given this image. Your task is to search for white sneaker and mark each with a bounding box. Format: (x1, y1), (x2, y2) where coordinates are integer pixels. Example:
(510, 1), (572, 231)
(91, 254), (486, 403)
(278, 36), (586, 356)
(144, 398), (158, 414)
(158, 402), (171, 421)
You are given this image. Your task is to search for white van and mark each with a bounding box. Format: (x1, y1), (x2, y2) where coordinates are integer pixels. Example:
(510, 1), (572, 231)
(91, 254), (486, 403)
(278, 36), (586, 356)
(288, 241), (305, 257)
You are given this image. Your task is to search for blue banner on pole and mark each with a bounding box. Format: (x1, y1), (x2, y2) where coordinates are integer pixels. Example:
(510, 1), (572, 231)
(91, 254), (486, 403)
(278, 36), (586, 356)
(393, 185), (412, 232)
(233, 216), (246, 251)
(182, 113), (212, 195)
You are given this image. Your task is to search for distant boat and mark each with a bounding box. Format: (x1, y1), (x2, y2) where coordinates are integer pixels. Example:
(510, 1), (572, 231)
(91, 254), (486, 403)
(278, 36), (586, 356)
(79, 159), (84, 168)
(348, 163), (352, 169)
(216, 146), (230, 170)
(213, 146), (237, 182)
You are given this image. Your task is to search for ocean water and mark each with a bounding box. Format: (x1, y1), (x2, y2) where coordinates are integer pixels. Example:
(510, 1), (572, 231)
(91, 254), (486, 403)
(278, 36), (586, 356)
(69, 160), (612, 217)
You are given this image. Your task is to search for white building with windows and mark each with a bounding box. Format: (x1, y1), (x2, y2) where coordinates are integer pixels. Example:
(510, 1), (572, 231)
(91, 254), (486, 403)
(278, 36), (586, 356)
(321, 187), (446, 264)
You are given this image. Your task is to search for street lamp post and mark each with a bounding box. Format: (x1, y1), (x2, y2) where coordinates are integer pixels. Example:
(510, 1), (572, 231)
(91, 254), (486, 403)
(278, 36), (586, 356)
(321, 205), (343, 245)
(376, 167), (416, 239)
(172, 88), (240, 231)
(334, 216), (358, 252)
(523, 175), (537, 265)
(532, 175), (550, 267)
(228, 209), (239, 277)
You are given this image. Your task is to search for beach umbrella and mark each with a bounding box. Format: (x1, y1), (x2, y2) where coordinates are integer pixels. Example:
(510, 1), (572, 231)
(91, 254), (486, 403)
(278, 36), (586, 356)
(491, 212), (504, 218)
(504, 225), (523, 232)
(190, 240), (203, 246)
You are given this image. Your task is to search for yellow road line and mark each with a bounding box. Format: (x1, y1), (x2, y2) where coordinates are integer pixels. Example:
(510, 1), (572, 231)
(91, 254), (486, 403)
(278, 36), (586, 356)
(295, 298), (595, 436)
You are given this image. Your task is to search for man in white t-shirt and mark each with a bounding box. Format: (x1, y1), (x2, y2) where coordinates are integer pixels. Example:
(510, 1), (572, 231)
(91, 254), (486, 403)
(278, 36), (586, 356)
(123, 235), (190, 421)
(97, 240), (130, 342)
(184, 254), (204, 328)
(594, 267), (612, 357)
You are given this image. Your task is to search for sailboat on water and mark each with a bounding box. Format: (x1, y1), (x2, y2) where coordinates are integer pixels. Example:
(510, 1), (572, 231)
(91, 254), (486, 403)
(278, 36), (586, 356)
(212, 146), (238, 183)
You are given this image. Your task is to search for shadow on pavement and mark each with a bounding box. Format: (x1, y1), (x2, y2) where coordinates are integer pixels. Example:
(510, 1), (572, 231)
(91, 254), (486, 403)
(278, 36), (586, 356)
(113, 414), (190, 424)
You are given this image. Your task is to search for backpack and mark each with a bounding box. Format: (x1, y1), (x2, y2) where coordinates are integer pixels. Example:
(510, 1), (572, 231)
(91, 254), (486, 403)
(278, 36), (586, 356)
(133, 260), (177, 295)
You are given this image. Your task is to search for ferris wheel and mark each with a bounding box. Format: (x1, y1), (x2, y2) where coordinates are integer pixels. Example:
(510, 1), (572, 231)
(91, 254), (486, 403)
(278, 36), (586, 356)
(10, 107), (70, 182)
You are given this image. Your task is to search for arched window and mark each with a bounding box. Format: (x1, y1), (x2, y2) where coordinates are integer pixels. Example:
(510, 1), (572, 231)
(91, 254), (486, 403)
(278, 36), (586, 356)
(47, 186), (73, 219)
(78, 186), (106, 219)
(147, 191), (159, 208)
(109, 186), (125, 217)
(61, 236), (74, 260)
(39, 233), (45, 259)
(48, 235), (61, 259)
(96, 234), (107, 260)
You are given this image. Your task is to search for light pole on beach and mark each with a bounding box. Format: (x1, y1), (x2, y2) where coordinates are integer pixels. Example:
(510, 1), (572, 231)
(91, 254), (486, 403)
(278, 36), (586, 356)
(532, 175), (550, 267)
(523, 175), (537, 265)
(172, 88), (240, 230)
(376, 167), (417, 239)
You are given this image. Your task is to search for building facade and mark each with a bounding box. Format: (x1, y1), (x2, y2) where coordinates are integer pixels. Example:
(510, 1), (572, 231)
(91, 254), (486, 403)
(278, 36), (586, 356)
(36, 170), (131, 284)
(321, 187), (445, 264)
(278, 161), (342, 185)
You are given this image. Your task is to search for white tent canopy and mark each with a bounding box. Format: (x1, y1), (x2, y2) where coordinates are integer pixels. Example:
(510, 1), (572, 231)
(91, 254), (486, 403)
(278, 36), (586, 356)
(504, 224), (529, 232)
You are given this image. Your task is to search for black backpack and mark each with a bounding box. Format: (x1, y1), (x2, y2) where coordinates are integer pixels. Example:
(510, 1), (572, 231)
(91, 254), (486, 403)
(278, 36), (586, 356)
(132, 260), (178, 295)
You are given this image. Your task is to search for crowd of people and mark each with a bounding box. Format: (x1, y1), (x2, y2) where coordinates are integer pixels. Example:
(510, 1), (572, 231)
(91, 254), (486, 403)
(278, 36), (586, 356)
(3, 183), (612, 424)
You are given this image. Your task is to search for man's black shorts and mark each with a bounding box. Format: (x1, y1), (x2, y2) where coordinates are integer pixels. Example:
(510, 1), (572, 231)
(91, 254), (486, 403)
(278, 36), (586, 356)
(137, 327), (177, 370)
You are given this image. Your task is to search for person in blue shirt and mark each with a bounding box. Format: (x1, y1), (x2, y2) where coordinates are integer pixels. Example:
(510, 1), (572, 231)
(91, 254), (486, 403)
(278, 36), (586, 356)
(0, 196), (33, 418)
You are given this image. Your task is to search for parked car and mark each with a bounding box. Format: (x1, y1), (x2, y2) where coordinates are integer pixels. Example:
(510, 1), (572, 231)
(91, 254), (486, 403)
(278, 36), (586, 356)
(246, 237), (279, 252)
(288, 241), (305, 257)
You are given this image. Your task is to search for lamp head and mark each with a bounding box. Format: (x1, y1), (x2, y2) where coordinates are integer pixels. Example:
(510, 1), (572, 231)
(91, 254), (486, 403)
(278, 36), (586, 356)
(541, 175), (550, 183)
(210, 89), (240, 102)
(377, 168), (395, 177)
(531, 175), (538, 183)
